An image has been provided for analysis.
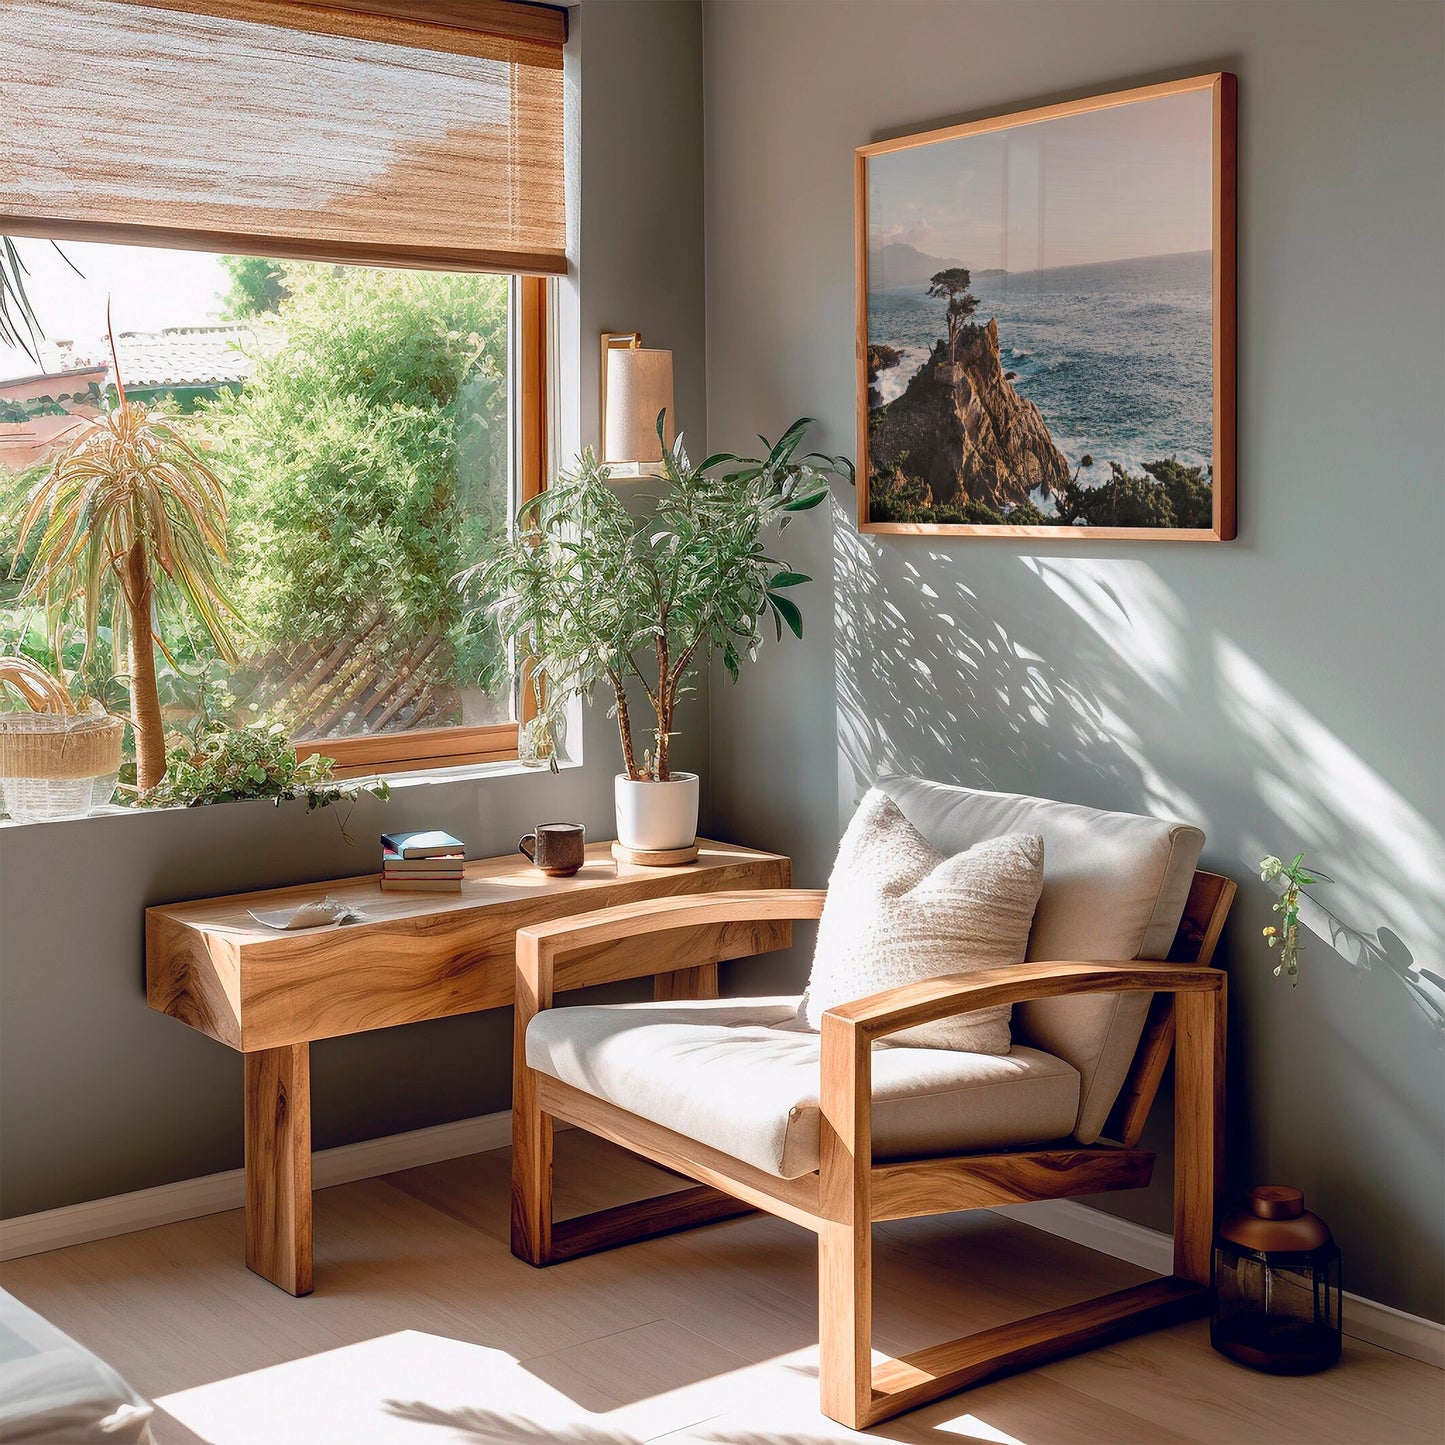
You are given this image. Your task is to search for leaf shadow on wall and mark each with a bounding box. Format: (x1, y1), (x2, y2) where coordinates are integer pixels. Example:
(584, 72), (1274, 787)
(832, 508), (1441, 987)
(830, 509), (1445, 1262)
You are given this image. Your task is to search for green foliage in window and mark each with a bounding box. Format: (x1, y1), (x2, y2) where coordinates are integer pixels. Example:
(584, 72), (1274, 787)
(206, 263), (511, 700)
(1, 464), (44, 603)
(0, 381), (106, 426)
(219, 255), (289, 318)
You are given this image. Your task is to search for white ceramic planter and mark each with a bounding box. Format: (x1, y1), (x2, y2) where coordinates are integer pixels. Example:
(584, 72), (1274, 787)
(614, 772), (700, 851)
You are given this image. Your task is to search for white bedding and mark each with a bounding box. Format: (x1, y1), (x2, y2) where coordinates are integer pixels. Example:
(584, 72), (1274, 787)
(0, 1288), (154, 1443)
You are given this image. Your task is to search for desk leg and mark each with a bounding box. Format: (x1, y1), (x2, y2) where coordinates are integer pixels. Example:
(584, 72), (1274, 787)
(244, 1043), (313, 1296)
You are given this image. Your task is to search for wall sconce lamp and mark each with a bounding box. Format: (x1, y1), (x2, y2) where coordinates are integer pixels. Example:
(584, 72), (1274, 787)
(600, 331), (674, 476)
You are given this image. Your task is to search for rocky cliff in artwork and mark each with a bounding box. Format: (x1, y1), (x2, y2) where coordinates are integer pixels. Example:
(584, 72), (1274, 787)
(868, 318), (1070, 514)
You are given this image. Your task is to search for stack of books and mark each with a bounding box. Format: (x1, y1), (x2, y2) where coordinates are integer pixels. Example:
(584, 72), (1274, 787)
(380, 830), (466, 892)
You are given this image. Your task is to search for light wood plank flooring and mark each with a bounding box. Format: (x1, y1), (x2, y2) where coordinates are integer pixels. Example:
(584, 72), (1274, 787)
(3, 1132), (1440, 1444)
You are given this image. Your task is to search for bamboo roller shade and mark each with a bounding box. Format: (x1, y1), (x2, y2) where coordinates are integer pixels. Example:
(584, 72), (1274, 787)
(0, 0), (568, 275)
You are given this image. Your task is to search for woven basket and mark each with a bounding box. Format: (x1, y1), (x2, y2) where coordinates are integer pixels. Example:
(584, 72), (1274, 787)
(0, 712), (125, 780)
(0, 659), (126, 821)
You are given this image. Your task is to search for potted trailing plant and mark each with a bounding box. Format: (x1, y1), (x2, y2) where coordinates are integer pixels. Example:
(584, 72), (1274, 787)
(15, 331), (240, 790)
(466, 417), (851, 851)
(142, 719), (390, 841)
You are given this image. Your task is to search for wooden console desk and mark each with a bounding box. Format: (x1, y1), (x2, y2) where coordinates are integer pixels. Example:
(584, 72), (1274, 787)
(145, 839), (791, 1295)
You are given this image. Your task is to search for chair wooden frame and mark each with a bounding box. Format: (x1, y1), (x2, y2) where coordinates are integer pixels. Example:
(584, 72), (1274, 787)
(512, 873), (1235, 1430)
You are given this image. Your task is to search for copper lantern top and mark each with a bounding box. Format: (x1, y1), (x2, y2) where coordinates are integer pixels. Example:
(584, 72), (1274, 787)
(1220, 1185), (1333, 1254)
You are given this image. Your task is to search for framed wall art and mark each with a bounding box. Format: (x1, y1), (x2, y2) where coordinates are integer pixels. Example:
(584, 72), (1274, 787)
(856, 73), (1236, 540)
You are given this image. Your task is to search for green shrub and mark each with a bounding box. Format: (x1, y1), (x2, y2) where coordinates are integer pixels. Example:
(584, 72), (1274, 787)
(206, 263), (511, 695)
(872, 455), (1212, 529)
(1055, 457), (1212, 529)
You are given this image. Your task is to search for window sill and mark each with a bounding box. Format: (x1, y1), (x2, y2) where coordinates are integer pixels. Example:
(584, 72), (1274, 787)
(0, 754), (579, 830)
(375, 754), (578, 792)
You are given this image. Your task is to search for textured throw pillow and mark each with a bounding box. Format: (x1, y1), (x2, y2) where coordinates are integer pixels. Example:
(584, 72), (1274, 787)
(800, 789), (1044, 1053)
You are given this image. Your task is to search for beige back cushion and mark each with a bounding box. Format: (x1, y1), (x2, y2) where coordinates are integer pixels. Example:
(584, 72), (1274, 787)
(801, 790), (1043, 1053)
(877, 776), (1204, 1142)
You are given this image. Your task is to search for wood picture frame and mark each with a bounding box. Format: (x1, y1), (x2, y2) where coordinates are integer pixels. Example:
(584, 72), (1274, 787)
(856, 73), (1236, 541)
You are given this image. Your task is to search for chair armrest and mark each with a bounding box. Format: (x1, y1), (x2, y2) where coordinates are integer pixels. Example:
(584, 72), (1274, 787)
(516, 888), (828, 1008)
(815, 958), (1226, 1210)
(822, 958), (1223, 1043)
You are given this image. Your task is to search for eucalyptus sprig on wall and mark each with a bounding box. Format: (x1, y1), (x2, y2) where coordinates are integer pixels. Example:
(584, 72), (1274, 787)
(465, 416), (851, 780)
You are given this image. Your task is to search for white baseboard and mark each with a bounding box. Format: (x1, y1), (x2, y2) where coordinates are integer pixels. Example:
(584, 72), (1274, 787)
(0, 1109), (516, 1263)
(3, 1117), (1439, 1370)
(994, 1197), (1445, 1369)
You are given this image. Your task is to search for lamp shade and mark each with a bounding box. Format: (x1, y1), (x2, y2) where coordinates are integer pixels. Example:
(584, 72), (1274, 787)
(604, 348), (675, 463)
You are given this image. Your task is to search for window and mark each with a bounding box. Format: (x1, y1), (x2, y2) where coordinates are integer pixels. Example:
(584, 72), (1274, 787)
(0, 241), (549, 778)
(1, 0), (565, 783)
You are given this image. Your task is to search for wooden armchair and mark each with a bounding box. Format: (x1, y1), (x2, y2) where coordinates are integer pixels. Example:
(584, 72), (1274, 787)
(512, 783), (1235, 1430)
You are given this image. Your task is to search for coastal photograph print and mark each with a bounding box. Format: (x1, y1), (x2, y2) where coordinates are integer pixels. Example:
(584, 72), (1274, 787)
(857, 73), (1236, 539)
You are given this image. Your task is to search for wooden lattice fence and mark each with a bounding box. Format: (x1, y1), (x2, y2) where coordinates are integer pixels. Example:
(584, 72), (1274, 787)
(228, 604), (458, 742)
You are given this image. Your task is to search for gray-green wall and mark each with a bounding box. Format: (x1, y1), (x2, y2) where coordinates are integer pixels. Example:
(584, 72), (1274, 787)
(0, 0), (708, 1217)
(703, 0), (1444, 1322)
(4, 0), (1442, 1330)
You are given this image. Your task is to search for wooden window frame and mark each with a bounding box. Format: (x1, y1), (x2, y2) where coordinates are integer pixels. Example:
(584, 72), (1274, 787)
(19, 232), (548, 784)
(307, 273), (549, 779)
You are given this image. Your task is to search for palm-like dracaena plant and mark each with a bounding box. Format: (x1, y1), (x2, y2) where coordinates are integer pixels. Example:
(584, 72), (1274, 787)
(15, 339), (240, 789)
(2, 238), (42, 362)
(3, 236), (82, 363)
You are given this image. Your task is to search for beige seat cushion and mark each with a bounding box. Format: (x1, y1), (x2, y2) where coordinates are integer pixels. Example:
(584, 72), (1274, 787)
(526, 995), (1081, 1180)
(878, 775), (1204, 1143)
(801, 790), (1043, 1053)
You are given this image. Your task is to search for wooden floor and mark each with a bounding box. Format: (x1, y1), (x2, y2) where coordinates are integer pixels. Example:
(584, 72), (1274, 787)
(3, 1132), (1440, 1444)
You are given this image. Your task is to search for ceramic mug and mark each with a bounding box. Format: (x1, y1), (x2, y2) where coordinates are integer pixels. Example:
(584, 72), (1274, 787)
(519, 822), (585, 877)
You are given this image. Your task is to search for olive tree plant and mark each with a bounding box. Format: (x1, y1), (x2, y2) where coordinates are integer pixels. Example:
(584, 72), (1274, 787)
(464, 417), (851, 780)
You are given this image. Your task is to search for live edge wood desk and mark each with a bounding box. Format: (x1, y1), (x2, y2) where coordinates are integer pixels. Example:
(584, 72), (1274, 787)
(145, 840), (791, 1295)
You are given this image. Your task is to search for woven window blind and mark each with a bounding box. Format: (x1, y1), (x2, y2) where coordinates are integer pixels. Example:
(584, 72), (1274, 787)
(0, 0), (568, 274)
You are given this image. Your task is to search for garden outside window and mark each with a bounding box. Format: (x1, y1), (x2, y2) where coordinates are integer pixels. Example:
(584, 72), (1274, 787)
(0, 0), (567, 786)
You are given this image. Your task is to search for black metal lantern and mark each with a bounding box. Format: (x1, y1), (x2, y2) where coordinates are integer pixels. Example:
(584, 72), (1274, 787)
(1211, 1185), (1342, 1373)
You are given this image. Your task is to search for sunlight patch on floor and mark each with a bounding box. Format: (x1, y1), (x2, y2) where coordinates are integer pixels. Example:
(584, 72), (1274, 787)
(156, 1331), (618, 1445)
(934, 1414), (1029, 1444)
(155, 1329), (951, 1445)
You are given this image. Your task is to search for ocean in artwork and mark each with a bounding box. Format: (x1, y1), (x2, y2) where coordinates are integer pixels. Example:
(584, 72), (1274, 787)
(869, 249), (1213, 489)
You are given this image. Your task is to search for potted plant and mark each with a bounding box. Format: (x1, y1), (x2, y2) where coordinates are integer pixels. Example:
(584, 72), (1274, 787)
(467, 416), (850, 851)
(142, 719), (390, 841)
(15, 334), (240, 790)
